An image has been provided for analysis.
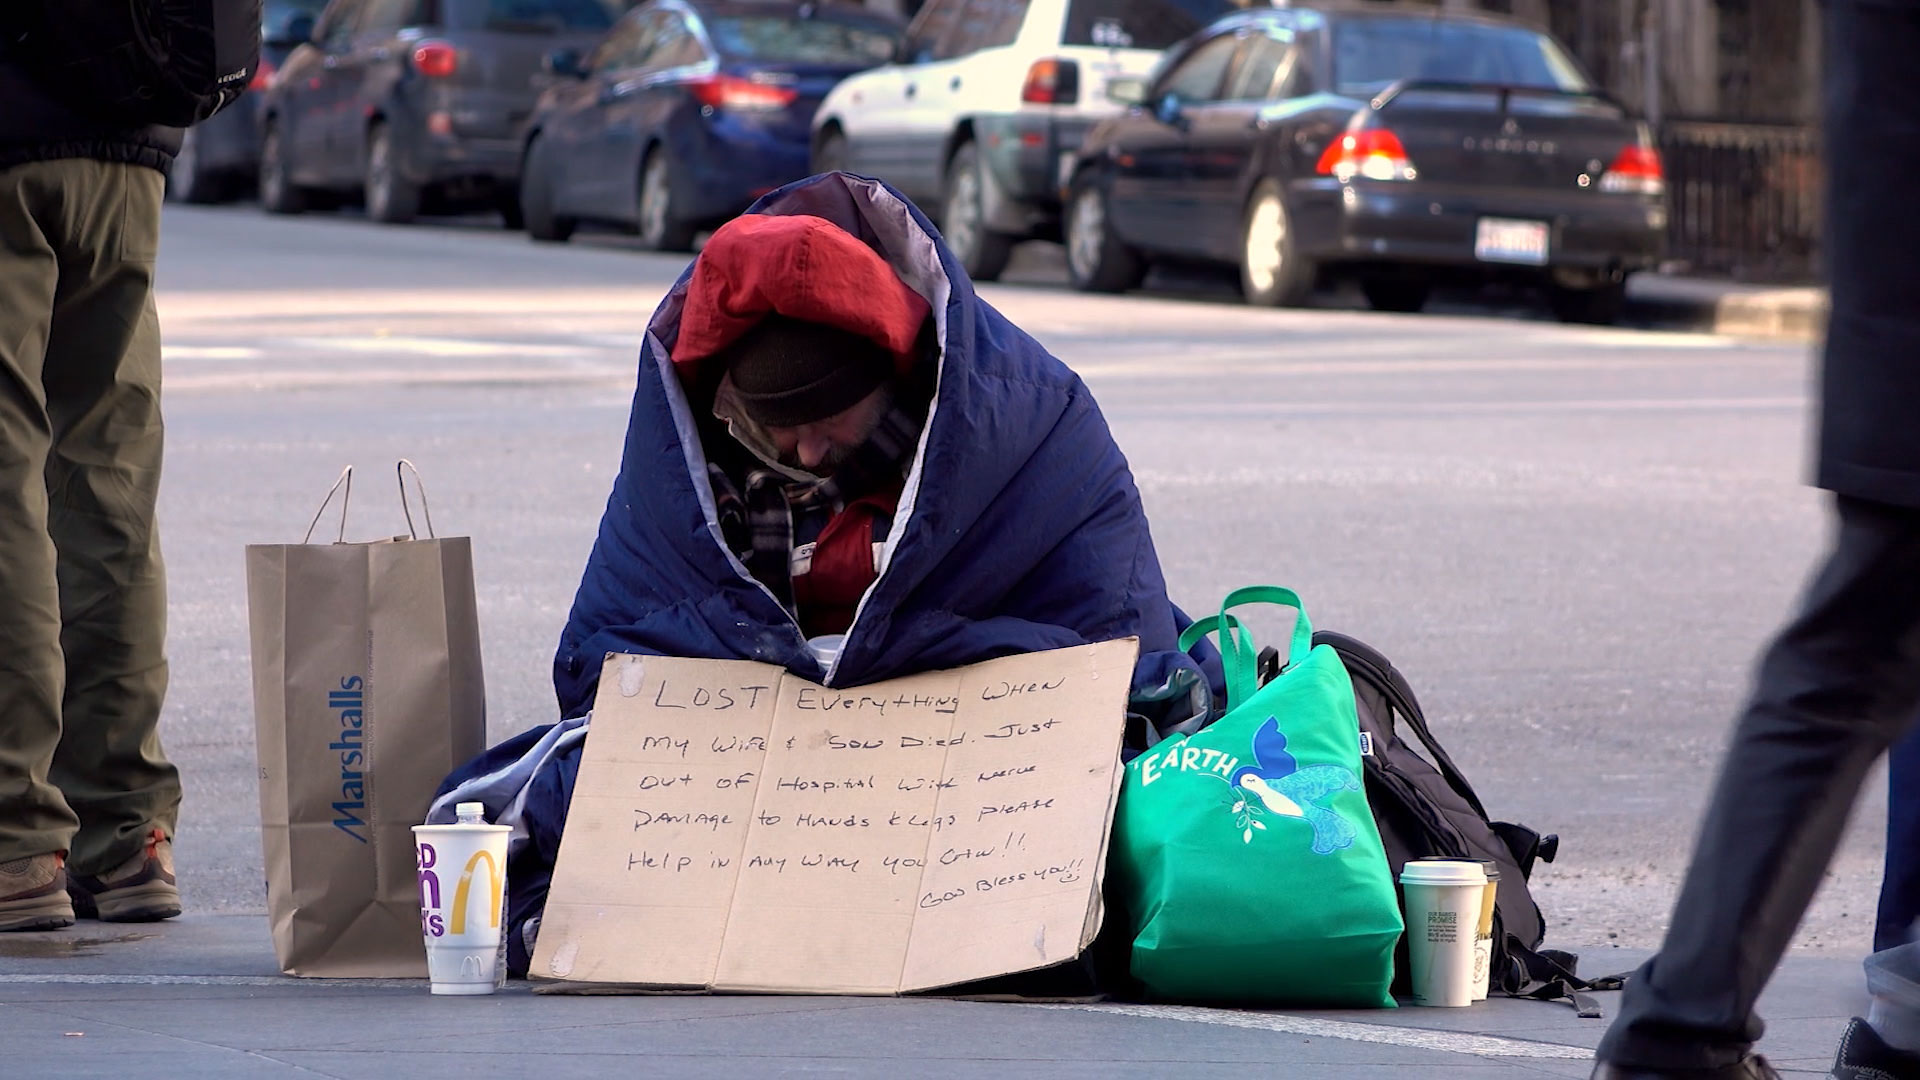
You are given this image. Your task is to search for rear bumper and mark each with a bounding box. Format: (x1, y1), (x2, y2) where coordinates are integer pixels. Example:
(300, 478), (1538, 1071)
(412, 131), (521, 187)
(974, 113), (1101, 237)
(1292, 178), (1667, 277)
(666, 114), (814, 226)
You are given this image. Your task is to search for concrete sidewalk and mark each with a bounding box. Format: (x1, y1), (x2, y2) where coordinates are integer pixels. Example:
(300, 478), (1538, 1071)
(1627, 274), (1827, 343)
(0, 916), (1862, 1079)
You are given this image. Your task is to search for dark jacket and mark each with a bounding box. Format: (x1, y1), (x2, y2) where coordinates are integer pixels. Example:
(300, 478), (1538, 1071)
(0, 55), (181, 174)
(1816, 0), (1920, 509)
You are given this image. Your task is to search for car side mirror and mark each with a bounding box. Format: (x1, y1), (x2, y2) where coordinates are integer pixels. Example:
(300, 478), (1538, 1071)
(1106, 75), (1149, 107)
(1154, 91), (1185, 127)
(543, 47), (587, 79)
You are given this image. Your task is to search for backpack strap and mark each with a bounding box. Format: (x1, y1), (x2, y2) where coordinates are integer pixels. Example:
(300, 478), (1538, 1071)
(1314, 630), (1493, 821)
(1496, 935), (1628, 1018)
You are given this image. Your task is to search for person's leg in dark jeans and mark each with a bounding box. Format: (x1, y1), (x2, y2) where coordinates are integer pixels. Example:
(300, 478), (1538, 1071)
(1594, 495), (1920, 1071)
(1877, 729), (1920, 952)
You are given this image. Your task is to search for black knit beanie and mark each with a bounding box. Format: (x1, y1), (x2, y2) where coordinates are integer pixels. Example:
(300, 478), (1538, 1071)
(719, 314), (896, 428)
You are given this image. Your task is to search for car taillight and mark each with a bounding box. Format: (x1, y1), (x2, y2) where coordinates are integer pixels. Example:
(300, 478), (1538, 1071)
(249, 56), (276, 91)
(1020, 59), (1079, 105)
(1315, 128), (1416, 182)
(689, 75), (799, 112)
(1600, 145), (1664, 194)
(411, 41), (458, 79)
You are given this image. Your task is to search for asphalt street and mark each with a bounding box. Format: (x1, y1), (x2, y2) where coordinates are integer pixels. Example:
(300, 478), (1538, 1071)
(148, 203), (1850, 968)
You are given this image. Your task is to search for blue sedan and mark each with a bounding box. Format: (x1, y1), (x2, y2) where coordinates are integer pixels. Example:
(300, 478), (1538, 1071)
(519, 0), (901, 249)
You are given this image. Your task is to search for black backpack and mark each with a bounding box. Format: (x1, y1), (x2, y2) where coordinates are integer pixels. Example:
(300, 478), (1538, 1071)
(1258, 631), (1622, 1015)
(9, 1), (263, 128)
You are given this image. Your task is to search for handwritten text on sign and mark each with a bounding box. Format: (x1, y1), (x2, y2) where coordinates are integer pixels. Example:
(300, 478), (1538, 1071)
(530, 639), (1137, 994)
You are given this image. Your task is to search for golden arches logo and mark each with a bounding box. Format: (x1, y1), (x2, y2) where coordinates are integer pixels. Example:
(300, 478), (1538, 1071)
(449, 849), (502, 935)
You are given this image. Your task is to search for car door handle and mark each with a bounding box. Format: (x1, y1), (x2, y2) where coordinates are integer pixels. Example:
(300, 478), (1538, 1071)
(904, 82), (916, 98)
(370, 47), (390, 61)
(949, 76), (961, 91)
(322, 55), (340, 69)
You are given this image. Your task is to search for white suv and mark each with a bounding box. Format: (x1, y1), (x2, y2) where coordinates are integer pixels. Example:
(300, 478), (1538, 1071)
(811, 0), (1245, 280)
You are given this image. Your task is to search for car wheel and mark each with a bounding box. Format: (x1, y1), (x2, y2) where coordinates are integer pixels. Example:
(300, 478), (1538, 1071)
(167, 128), (230, 205)
(1361, 277), (1431, 314)
(258, 121), (305, 215)
(1065, 177), (1146, 294)
(520, 136), (576, 244)
(813, 128), (848, 175)
(637, 148), (696, 252)
(943, 141), (1014, 282)
(495, 186), (524, 230)
(364, 123), (421, 224)
(1548, 279), (1628, 325)
(1239, 180), (1314, 308)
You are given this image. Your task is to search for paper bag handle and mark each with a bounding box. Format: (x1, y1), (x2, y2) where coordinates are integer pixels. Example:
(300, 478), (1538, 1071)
(397, 459), (437, 540)
(301, 466), (354, 544)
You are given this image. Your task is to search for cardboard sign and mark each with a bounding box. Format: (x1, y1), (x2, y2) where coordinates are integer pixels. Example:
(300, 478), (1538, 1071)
(530, 638), (1139, 994)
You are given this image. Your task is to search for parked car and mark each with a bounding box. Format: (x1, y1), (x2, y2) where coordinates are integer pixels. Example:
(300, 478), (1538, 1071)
(259, 0), (619, 223)
(519, 0), (901, 248)
(1064, 6), (1667, 322)
(167, 1), (329, 204)
(809, 0), (1246, 281)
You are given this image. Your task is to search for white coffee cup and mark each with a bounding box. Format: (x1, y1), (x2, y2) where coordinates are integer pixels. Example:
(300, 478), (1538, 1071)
(414, 803), (511, 996)
(1400, 859), (1487, 1007)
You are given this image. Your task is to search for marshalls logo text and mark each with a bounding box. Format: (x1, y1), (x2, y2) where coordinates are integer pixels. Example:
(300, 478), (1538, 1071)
(330, 676), (369, 842)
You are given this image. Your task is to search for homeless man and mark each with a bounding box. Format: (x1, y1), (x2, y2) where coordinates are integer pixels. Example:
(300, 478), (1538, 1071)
(431, 172), (1216, 978)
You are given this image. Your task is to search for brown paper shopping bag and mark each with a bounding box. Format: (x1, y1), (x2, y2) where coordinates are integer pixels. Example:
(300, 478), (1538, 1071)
(247, 463), (487, 977)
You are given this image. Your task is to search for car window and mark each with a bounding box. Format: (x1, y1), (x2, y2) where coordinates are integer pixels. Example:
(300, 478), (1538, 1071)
(646, 13), (705, 69)
(901, 0), (961, 63)
(705, 16), (900, 67)
(1062, 0), (1235, 51)
(1225, 31), (1296, 101)
(357, 0), (427, 33)
(592, 12), (657, 72)
(1330, 17), (1591, 95)
(1157, 32), (1236, 103)
(313, 0), (368, 48)
(444, 0), (618, 33)
(936, 0), (1027, 59)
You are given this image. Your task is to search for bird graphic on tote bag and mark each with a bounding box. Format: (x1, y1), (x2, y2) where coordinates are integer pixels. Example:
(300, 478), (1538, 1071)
(1229, 718), (1362, 855)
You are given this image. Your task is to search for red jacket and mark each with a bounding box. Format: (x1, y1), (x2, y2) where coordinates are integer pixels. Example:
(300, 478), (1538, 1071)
(674, 214), (930, 637)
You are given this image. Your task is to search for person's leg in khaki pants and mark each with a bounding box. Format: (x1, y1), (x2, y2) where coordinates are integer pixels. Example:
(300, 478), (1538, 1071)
(0, 159), (180, 930)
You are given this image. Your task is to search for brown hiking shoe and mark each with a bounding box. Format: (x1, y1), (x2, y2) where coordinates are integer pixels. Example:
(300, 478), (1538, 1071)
(0, 852), (76, 932)
(69, 828), (180, 923)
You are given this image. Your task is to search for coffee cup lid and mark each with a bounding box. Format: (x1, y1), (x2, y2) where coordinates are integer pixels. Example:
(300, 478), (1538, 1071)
(1400, 859), (1486, 886)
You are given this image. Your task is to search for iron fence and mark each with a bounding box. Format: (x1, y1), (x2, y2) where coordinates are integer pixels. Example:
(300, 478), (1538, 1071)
(1658, 120), (1821, 283)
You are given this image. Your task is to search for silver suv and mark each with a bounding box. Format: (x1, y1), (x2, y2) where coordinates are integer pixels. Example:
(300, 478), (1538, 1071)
(810, 0), (1244, 279)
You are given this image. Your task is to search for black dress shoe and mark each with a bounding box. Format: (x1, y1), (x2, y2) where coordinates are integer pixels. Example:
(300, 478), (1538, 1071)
(1833, 1017), (1920, 1080)
(1589, 1056), (1781, 1080)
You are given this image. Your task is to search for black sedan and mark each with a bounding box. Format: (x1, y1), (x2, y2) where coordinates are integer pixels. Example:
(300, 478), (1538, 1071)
(1064, 6), (1667, 322)
(518, 0), (900, 250)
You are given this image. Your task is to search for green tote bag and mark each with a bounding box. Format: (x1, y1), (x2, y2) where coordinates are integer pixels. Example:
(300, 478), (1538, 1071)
(1112, 586), (1403, 1007)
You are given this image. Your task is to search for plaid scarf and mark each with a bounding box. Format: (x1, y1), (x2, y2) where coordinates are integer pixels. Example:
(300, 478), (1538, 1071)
(711, 404), (922, 612)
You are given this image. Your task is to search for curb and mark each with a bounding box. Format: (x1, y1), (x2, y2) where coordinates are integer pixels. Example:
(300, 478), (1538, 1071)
(1618, 277), (1825, 343)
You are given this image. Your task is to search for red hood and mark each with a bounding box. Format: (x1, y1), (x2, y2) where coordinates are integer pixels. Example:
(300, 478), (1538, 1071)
(671, 214), (931, 383)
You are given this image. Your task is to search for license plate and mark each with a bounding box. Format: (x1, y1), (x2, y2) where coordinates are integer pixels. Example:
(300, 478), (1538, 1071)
(1474, 218), (1549, 265)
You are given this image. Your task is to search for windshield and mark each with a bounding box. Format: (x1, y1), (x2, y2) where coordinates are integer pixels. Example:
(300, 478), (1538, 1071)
(705, 15), (901, 66)
(1062, 0), (1240, 51)
(1332, 17), (1590, 95)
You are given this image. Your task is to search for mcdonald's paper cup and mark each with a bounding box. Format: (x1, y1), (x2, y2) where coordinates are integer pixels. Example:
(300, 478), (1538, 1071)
(414, 807), (511, 995)
(1400, 859), (1486, 1007)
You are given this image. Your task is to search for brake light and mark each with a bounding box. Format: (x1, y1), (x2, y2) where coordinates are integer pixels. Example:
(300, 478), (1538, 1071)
(411, 41), (458, 79)
(249, 56), (276, 91)
(1316, 128), (1416, 182)
(688, 75), (799, 111)
(1021, 58), (1079, 105)
(1600, 145), (1664, 194)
